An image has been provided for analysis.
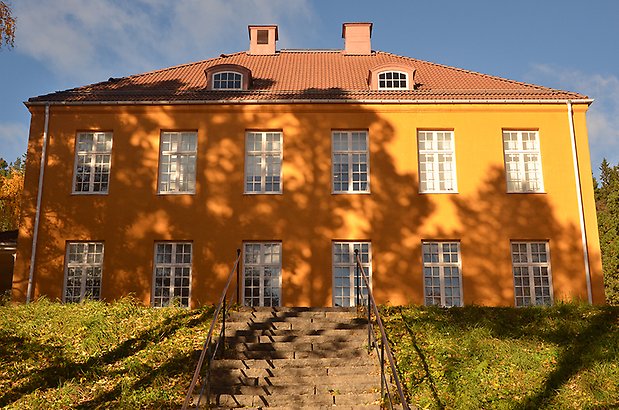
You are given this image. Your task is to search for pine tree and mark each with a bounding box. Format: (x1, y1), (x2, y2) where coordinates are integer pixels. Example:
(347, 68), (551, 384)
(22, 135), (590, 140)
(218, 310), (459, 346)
(595, 158), (619, 305)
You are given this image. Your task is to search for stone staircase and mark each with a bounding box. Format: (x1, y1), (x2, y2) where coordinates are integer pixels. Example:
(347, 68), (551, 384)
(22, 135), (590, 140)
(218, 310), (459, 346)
(206, 307), (382, 409)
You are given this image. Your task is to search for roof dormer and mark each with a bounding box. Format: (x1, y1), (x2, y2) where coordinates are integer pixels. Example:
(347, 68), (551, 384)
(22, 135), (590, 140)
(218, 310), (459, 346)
(205, 64), (252, 90)
(368, 63), (417, 90)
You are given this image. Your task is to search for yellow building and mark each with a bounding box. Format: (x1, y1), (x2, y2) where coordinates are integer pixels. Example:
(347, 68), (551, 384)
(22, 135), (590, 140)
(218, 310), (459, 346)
(12, 23), (605, 307)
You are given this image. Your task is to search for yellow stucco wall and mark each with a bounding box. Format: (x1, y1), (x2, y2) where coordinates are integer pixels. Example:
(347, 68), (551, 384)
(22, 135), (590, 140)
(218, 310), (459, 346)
(12, 102), (605, 307)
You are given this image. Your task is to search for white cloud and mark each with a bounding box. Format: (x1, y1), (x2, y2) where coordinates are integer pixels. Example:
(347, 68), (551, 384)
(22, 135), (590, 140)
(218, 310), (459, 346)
(526, 64), (619, 173)
(0, 122), (29, 162)
(13, 0), (315, 84)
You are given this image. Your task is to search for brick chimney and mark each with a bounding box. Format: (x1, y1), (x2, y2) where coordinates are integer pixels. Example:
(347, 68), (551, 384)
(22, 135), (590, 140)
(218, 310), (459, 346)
(342, 22), (373, 55)
(248, 25), (278, 55)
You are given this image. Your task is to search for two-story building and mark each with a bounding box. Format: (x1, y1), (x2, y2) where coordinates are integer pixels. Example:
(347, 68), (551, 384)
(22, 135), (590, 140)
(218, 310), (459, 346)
(12, 23), (605, 307)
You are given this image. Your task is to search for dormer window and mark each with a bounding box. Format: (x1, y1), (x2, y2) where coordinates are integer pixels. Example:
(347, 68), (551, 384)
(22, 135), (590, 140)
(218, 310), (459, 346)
(213, 72), (243, 90)
(378, 71), (408, 89)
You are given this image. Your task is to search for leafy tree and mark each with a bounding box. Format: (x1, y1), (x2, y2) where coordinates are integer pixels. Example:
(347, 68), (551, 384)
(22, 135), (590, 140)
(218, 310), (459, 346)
(0, 0), (15, 49)
(594, 159), (619, 305)
(0, 155), (24, 231)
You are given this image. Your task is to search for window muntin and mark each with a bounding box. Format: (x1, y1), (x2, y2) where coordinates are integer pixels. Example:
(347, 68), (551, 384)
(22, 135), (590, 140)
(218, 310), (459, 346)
(153, 242), (192, 308)
(213, 71), (243, 90)
(243, 242), (282, 307)
(422, 242), (462, 307)
(418, 131), (457, 193)
(511, 242), (552, 306)
(158, 131), (197, 194)
(332, 131), (370, 193)
(503, 131), (544, 193)
(73, 132), (113, 194)
(378, 71), (408, 89)
(245, 131), (282, 193)
(332, 242), (371, 307)
(64, 242), (104, 302)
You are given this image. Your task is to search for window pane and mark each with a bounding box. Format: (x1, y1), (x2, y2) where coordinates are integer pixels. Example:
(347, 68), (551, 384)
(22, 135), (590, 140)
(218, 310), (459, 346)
(64, 242), (104, 302)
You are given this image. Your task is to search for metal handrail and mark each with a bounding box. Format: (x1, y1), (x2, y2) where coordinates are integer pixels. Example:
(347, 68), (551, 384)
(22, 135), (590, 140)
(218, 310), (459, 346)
(354, 249), (410, 410)
(182, 249), (242, 410)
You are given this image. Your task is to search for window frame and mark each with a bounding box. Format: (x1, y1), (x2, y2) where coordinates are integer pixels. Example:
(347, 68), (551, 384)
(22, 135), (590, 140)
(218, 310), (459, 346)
(511, 241), (553, 307)
(63, 241), (104, 303)
(242, 241), (283, 307)
(502, 130), (545, 193)
(72, 131), (113, 195)
(244, 131), (283, 194)
(332, 241), (372, 307)
(417, 130), (458, 194)
(377, 71), (409, 90)
(157, 131), (198, 195)
(331, 130), (370, 194)
(152, 241), (193, 308)
(422, 241), (463, 307)
(212, 71), (244, 90)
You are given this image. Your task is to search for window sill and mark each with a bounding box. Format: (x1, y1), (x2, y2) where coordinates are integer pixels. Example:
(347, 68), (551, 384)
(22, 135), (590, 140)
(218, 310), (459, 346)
(157, 191), (196, 195)
(419, 190), (459, 194)
(243, 191), (283, 195)
(71, 191), (109, 195)
(331, 191), (371, 195)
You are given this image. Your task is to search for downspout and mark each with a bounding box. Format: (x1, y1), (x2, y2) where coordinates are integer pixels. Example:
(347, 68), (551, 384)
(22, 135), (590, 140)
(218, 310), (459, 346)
(26, 104), (50, 303)
(567, 101), (593, 303)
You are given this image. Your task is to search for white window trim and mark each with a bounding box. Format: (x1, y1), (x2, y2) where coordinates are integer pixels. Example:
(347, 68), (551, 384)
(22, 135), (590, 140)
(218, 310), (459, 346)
(152, 242), (193, 308)
(377, 71), (409, 90)
(244, 131), (283, 194)
(332, 241), (372, 307)
(331, 130), (370, 194)
(511, 241), (553, 307)
(418, 130), (458, 194)
(422, 241), (463, 307)
(503, 130), (545, 193)
(63, 241), (104, 302)
(157, 131), (197, 195)
(212, 71), (243, 90)
(72, 132), (113, 195)
(242, 242), (283, 307)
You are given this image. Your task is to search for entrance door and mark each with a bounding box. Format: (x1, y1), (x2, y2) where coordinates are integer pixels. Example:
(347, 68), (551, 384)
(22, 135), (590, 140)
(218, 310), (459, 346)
(243, 242), (282, 307)
(332, 242), (372, 307)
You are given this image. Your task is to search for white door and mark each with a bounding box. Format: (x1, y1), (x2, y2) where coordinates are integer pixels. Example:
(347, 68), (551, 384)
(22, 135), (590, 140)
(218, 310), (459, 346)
(243, 242), (282, 307)
(332, 242), (371, 307)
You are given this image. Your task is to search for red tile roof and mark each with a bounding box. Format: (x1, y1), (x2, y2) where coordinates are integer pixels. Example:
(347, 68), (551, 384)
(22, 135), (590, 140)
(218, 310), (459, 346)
(28, 51), (588, 104)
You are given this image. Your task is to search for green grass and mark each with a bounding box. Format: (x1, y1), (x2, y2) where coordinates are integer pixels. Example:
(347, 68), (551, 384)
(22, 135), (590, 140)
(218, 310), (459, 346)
(382, 303), (619, 410)
(1, 299), (617, 409)
(0, 297), (214, 409)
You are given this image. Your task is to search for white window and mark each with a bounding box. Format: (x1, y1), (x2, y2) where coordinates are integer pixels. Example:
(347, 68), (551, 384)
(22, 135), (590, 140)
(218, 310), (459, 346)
(153, 242), (192, 308)
(64, 242), (104, 302)
(213, 71), (242, 89)
(245, 131), (282, 193)
(511, 242), (553, 306)
(73, 132), (113, 193)
(332, 242), (371, 307)
(503, 130), (544, 192)
(418, 131), (457, 193)
(332, 131), (370, 193)
(243, 242), (282, 307)
(378, 71), (408, 89)
(422, 242), (462, 307)
(158, 131), (197, 194)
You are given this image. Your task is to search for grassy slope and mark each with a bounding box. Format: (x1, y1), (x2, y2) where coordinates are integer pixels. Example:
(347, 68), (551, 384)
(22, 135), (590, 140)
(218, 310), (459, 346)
(0, 298), (213, 409)
(382, 304), (619, 410)
(1, 300), (617, 409)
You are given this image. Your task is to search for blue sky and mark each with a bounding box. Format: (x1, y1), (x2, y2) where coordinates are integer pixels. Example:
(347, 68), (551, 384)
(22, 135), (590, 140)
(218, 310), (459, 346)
(1, 0), (618, 175)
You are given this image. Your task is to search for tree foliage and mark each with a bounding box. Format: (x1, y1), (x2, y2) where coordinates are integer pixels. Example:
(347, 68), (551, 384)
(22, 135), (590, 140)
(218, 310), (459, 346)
(0, 155), (24, 231)
(0, 0), (15, 49)
(594, 159), (619, 305)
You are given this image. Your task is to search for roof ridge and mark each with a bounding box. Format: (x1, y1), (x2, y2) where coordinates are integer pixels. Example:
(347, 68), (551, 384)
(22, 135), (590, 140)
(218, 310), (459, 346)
(374, 51), (567, 94)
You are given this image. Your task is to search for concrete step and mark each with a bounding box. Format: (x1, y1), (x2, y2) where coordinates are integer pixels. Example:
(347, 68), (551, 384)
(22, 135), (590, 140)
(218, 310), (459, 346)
(212, 392), (381, 407)
(227, 310), (359, 322)
(211, 357), (378, 370)
(227, 327), (368, 339)
(210, 364), (379, 378)
(210, 373), (380, 389)
(225, 318), (368, 331)
(225, 332), (368, 344)
(221, 347), (371, 360)
(209, 406), (380, 410)
(226, 340), (369, 352)
(210, 381), (379, 396)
